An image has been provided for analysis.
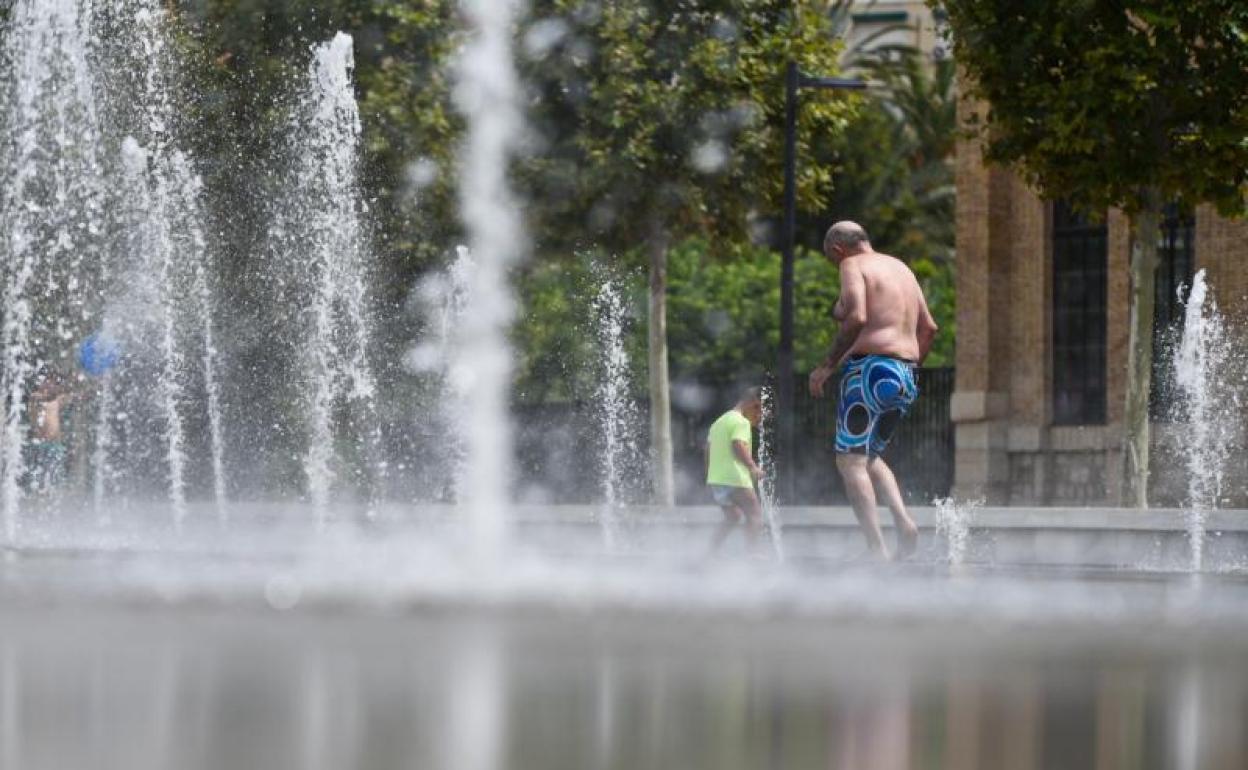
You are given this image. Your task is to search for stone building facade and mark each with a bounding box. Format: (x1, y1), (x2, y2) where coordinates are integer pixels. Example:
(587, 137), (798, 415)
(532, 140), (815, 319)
(843, 1), (946, 62)
(952, 99), (1248, 506)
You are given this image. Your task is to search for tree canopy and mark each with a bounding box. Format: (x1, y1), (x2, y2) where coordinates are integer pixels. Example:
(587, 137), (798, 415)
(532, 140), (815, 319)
(173, 0), (955, 402)
(939, 0), (1248, 216)
(522, 0), (856, 255)
(940, 0), (1248, 506)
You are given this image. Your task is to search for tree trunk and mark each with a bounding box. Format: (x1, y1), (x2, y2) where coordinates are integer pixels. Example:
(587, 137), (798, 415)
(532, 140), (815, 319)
(1121, 189), (1162, 508)
(646, 222), (675, 507)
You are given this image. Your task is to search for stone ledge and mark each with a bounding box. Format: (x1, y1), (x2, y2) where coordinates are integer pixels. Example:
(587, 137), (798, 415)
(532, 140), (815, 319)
(955, 421), (1009, 450)
(950, 390), (1009, 422)
(506, 505), (1248, 533)
(1049, 425), (1116, 451)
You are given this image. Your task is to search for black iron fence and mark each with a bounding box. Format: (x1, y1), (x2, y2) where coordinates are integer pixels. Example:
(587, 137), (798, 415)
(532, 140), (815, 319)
(671, 368), (954, 505)
(512, 367), (955, 505)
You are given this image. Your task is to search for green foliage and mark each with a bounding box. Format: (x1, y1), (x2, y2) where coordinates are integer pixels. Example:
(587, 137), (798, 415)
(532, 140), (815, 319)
(178, 0), (461, 283)
(511, 234), (952, 402)
(512, 256), (611, 404)
(666, 239), (840, 383)
(353, 1), (462, 277)
(167, 2), (953, 405)
(938, 0), (1248, 217)
(668, 237), (952, 375)
(910, 254), (954, 366)
(821, 54), (956, 265)
(523, 0), (857, 251)
(815, 52), (957, 365)
(512, 239), (847, 400)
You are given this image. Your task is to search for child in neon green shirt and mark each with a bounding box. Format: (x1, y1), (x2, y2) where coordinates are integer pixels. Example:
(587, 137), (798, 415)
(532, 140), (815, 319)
(705, 387), (765, 553)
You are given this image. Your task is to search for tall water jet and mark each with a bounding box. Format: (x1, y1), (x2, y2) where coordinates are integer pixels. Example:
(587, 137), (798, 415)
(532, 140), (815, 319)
(101, 4), (227, 525)
(0, 0), (228, 532)
(406, 246), (475, 501)
(756, 386), (784, 561)
(1171, 270), (1244, 571)
(274, 33), (383, 521)
(590, 271), (641, 547)
(0, 0), (108, 538)
(452, 0), (528, 563)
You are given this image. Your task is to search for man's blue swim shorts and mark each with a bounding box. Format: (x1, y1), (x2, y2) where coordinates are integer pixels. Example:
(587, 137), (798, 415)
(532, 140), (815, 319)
(834, 354), (919, 456)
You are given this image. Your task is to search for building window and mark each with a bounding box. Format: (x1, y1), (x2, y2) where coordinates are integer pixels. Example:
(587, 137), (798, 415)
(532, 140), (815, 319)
(1150, 203), (1196, 417)
(1052, 201), (1108, 425)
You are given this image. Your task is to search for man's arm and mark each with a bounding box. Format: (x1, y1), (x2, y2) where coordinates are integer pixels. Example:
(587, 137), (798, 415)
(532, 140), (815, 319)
(915, 292), (939, 364)
(809, 260), (867, 397)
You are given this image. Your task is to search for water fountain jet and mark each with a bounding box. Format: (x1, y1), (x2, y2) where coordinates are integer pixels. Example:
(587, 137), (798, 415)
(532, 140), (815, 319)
(1171, 269), (1245, 571)
(590, 269), (641, 548)
(273, 32), (384, 521)
(452, 0), (528, 564)
(757, 385), (784, 561)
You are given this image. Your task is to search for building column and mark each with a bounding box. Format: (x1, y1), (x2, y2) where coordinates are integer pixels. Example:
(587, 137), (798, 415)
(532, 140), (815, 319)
(1103, 209), (1132, 504)
(951, 89), (1011, 502)
(1194, 204), (1248, 311)
(1193, 206), (1248, 509)
(1005, 179), (1050, 503)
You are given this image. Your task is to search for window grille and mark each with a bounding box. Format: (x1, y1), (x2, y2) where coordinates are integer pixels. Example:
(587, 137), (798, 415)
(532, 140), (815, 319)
(1051, 201), (1108, 425)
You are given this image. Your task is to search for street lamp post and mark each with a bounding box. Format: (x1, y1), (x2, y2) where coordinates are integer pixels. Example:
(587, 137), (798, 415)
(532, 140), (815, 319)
(777, 62), (865, 503)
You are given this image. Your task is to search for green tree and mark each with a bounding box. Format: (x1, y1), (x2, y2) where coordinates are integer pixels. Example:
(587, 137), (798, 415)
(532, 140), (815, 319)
(523, 0), (855, 503)
(816, 53), (956, 363)
(179, 0), (460, 292)
(177, 0), (462, 430)
(862, 53), (956, 264)
(666, 239), (841, 384)
(939, 0), (1248, 506)
(510, 254), (634, 405)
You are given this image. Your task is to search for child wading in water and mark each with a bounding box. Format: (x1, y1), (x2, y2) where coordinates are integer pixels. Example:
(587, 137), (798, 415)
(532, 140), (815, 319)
(26, 369), (74, 494)
(704, 387), (766, 554)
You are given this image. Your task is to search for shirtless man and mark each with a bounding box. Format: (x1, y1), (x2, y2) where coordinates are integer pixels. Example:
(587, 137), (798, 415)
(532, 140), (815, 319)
(808, 221), (939, 561)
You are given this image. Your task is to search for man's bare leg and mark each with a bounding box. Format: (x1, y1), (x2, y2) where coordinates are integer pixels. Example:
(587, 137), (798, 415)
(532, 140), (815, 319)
(836, 453), (889, 560)
(868, 456), (918, 559)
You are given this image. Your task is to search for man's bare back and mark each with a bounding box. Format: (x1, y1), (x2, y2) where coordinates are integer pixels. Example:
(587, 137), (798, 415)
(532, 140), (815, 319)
(834, 251), (933, 363)
(809, 220), (938, 563)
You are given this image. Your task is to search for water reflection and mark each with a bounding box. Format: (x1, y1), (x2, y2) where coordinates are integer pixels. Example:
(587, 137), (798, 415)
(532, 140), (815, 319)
(0, 609), (1245, 769)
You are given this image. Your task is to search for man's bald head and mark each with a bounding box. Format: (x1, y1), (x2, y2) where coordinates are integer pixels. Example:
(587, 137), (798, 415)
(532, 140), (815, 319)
(823, 221), (871, 260)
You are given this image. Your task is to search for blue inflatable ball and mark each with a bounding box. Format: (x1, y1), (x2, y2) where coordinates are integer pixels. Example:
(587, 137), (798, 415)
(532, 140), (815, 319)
(78, 333), (121, 377)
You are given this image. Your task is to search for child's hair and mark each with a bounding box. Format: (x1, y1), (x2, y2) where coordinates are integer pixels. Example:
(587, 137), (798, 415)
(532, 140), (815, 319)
(33, 366), (68, 393)
(737, 386), (763, 405)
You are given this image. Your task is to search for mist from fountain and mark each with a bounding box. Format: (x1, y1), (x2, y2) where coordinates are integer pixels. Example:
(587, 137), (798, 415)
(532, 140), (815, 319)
(96, 3), (227, 528)
(4, 9), (1248, 768)
(1172, 269), (1245, 571)
(452, 0), (528, 563)
(0, 0), (107, 539)
(406, 245), (476, 502)
(0, 0), (230, 535)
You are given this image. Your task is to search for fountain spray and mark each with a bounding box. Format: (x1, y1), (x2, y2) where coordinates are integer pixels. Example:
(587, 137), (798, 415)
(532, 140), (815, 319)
(1172, 270), (1244, 571)
(452, 0), (528, 564)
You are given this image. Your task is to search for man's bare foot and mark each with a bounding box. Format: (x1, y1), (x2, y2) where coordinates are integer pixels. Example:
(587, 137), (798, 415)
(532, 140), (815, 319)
(894, 522), (918, 561)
